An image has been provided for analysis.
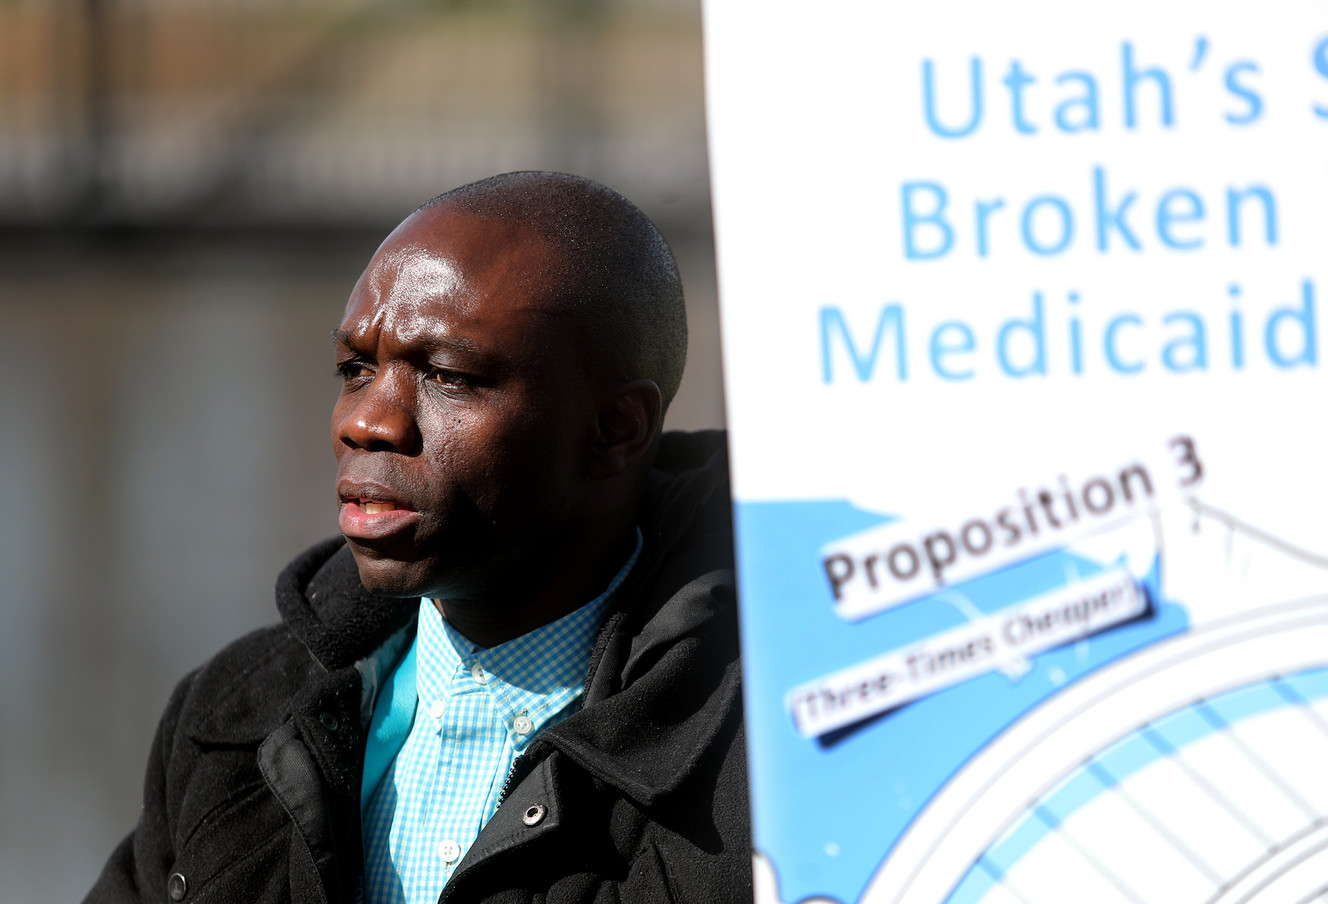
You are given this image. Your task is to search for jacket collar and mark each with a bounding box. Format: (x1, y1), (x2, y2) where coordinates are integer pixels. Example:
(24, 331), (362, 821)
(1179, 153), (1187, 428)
(534, 430), (740, 807)
(534, 568), (740, 808)
(275, 537), (417, 672)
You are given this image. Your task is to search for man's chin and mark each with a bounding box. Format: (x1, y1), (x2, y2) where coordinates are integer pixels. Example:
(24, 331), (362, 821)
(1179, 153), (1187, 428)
(344, 542), (435, 599)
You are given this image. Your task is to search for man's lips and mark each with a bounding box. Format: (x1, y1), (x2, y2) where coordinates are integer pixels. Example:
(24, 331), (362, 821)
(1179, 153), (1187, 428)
(355, 498), (399, 515)
(337, 483), (420, 541)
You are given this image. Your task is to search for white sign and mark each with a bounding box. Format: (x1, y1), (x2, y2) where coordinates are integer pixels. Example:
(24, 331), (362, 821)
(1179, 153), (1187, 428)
(706, 3), (1328, 904)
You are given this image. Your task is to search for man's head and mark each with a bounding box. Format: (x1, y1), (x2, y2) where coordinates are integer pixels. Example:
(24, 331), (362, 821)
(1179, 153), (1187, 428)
(331, 172), (686, 641)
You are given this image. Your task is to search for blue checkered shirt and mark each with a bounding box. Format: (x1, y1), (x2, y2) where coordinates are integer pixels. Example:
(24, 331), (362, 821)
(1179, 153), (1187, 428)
(360, 534), (641, 904)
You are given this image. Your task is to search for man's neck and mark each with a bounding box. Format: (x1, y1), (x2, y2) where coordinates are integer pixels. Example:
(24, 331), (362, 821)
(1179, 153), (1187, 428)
(432, 528), (640, 648)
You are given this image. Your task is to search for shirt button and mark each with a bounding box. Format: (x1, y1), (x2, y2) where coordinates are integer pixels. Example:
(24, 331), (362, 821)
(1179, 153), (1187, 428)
(437, 839), (461, 863)
(428, 699), (446, 719)
(470, 662), (487, 684)
(513, 714), (534, 736)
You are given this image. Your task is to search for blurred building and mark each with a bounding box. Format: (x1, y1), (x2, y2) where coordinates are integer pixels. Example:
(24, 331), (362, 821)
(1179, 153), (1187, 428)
(0, 2), (721, 899)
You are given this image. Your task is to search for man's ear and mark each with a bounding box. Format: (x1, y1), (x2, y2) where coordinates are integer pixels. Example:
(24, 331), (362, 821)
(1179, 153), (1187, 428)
(588, 379), (663, 480)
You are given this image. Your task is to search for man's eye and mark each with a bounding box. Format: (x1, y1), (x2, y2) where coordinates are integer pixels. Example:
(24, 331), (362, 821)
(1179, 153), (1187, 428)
(335, 361), (373, 383)
(428, 368), (472, 387)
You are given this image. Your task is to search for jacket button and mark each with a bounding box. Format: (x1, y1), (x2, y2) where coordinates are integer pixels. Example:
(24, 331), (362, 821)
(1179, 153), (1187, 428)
(167, 872), (187, 901)
(522, 804), (547, 826)
(319, 712), (339, 731)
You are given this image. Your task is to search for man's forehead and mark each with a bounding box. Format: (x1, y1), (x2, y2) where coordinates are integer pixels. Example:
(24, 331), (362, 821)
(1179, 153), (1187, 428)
(344, 212), (566, 325)
(360, 242), (468, 309)
(382, 204), (554, 277)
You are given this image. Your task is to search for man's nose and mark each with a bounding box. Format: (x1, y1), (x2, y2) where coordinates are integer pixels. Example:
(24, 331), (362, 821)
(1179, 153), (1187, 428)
(335, 373), (421, 454)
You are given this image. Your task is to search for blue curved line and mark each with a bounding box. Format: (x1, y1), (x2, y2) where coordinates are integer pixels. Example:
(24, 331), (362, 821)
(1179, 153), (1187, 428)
(946, 667), (1328, 904)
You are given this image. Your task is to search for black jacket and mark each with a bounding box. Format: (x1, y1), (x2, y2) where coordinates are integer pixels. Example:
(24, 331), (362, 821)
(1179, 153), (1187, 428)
(86, 430), (751, 904)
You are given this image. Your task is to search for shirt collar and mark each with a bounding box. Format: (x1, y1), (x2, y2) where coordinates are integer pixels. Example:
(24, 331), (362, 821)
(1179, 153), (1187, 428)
(359, 529), (643, 814)
(416, 529), (643, 739)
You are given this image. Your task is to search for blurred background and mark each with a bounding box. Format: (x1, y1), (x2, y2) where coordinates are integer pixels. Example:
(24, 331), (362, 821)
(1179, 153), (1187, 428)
(0, 0), (722, 898)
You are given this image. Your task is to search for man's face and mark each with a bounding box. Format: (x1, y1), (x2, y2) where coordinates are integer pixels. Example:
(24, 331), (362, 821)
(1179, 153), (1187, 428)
(331, 208), (596, 599)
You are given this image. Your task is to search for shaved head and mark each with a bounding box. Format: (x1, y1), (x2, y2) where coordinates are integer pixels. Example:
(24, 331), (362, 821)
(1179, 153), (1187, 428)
(335, 172), (687, 638)
(418, 171), (688, 410)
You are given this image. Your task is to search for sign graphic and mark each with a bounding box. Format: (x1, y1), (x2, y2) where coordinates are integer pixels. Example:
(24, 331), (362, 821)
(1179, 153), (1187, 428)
(703, 3), (1328, 903)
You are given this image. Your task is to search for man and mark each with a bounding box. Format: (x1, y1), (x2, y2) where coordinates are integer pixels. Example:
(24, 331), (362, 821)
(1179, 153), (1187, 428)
(87, 172), (749, 904)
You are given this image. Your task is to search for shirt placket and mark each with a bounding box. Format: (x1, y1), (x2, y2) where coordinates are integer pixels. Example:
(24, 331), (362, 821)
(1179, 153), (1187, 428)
(440, 649), (498, 887)
(397, 649), (441, 904)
